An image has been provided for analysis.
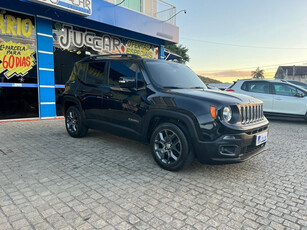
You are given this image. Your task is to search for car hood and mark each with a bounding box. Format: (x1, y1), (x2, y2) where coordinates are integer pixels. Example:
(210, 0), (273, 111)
(164, 88), (262, 105)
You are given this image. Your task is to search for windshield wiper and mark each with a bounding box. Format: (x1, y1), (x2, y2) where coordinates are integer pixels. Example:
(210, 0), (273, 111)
(163, 86), (183, 89)
(189, 86), (205, 89)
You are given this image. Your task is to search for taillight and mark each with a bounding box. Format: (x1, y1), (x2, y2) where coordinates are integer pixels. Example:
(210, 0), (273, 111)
(225, 89), (234, 92)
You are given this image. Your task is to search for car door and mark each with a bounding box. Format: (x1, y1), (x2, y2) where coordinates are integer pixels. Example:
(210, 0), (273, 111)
(102, 61), (148, 134)
(245, 81), (274, 112)
(272, 83), (307, 115)
(78, 61), (107, 120)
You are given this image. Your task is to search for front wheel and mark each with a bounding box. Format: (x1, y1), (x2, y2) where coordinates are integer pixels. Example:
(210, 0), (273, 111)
(150, 122), (194, 171)
(65, 106), (88, 138)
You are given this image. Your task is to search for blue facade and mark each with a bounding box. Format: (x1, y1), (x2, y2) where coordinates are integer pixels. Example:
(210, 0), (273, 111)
(36, 16), (56, 118)
(0, 0), (178, 119)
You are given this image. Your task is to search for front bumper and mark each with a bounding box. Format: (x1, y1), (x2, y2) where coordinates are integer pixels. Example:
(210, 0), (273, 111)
(194, 126), (269, 164)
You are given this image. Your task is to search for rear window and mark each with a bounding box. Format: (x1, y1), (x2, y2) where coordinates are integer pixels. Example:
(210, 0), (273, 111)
(228, 81), (237, 89)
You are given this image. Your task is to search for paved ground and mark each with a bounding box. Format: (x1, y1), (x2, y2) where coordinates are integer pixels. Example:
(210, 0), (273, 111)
(0, 119), (306, 230)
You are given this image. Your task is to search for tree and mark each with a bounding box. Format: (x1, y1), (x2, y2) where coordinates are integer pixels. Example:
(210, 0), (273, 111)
(251, 67), (264, 79)
(165, 44), (190, 64)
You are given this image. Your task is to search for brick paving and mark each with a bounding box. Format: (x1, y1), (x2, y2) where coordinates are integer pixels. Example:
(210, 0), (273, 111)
(0, 119), (306, 229)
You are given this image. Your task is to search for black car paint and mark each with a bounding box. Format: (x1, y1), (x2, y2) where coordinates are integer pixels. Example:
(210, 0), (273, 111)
(62, 56), (269, 163)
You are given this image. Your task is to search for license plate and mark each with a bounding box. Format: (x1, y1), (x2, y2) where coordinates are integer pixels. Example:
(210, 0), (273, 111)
(256, 132), (268, 146)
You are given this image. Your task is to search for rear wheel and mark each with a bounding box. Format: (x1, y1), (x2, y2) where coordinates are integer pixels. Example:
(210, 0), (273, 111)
(65, 106), (88, 138)
(150, 122), (194, 171)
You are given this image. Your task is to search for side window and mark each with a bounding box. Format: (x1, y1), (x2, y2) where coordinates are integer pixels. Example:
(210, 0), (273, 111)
(85, 62), (107, 85)
(109, 61), (138, 88)
(247, 82), (270, 94)
(273, 83), (303, 96)
(241, 82), (248, 91)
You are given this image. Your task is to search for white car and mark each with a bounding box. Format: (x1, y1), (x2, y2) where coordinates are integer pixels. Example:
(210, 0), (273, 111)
(226, 79), (307, 121)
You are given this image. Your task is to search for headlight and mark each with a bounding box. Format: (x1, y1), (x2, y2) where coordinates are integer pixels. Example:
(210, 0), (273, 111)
(223, 106), (232, 122)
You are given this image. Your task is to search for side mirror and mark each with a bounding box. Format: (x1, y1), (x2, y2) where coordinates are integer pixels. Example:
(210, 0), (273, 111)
(295, 92), (304, 98)
(119, 77), (136, 89)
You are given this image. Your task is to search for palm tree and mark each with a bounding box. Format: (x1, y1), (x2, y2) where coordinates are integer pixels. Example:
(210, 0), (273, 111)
(251, 67), (264, 79)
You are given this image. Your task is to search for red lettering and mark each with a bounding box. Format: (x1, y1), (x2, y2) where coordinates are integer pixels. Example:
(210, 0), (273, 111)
(16, 56), (20, 67)
(26, 56), (30, 66)
(8, 55), (14, 69)
(2, 55), (8, 69)
(21, 57), (26, 66)
(2, 55), (32, 69)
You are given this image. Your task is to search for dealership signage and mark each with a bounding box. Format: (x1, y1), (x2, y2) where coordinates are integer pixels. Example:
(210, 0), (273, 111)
(28, 0), (92, 16)
(54, 24), (159, 59)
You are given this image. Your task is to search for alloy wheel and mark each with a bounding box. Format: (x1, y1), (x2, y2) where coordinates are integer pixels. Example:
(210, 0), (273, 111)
(66, 111), (79, 134)
(154, 129), (182, 165)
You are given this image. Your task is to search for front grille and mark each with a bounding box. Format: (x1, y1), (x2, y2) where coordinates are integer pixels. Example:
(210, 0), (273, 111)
(240, 104), (264, 125)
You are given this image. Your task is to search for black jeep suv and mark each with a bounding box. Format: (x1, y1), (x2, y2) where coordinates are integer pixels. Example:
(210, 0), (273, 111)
(62, 54), (269, 171)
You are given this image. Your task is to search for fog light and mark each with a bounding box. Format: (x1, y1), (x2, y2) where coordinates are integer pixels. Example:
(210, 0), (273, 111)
(223, 135), (236, 140)
(220, 145), (238, 156)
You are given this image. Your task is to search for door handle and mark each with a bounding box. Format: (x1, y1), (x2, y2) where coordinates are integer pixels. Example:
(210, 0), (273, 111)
(275, 98), (282, 100)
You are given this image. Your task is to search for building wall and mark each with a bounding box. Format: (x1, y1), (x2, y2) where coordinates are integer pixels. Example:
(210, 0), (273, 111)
(275, 74), (307, 83)
(0, 0), (178, 120)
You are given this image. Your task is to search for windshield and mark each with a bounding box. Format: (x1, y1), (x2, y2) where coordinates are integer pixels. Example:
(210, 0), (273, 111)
(145, 60), (207, 89)
(290, 81), (307, 90)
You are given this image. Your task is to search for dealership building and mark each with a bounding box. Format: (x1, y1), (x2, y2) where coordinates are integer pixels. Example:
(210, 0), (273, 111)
(0, 0), (179, 120)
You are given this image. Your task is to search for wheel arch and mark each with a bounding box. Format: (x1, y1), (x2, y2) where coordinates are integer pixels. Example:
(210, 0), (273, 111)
(143, 109), (201, 144)
(63, 96), (82, 115)
(62, 96), (86, 121)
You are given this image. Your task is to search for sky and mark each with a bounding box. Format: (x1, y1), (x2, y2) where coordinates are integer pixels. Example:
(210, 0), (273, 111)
(166, 0), (307, 82)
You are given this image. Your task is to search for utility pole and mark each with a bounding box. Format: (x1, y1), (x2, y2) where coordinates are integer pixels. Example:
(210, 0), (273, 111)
(293, 65), (295, 80)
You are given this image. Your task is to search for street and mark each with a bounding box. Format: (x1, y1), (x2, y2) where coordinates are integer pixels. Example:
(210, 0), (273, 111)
(0, 119), (306, 229)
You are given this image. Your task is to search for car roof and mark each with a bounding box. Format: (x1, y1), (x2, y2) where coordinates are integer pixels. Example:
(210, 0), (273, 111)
(236, 78), (283, 83)
(80, 54), (144, 62)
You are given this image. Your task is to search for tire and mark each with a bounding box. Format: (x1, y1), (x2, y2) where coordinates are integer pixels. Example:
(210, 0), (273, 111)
(150, 122), (194, 171)
(65, 106), (88, 138)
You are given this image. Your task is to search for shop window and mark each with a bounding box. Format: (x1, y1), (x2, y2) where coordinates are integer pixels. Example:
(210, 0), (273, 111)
(0, 11), (38, 119)
(52, 21), (158, 115)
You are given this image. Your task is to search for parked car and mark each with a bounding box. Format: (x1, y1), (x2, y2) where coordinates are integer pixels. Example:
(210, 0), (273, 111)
(62, 55), (269, 171)
(226, 79), (307, 120)
(288, 80), (307, 90)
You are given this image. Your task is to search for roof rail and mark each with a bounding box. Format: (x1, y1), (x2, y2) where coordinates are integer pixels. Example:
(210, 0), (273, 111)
(80, 54), (143, 62)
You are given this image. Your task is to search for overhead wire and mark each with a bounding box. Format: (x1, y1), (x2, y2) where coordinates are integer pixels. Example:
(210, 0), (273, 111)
(181, 37), (307, 50)
(180, 36), (307, 71)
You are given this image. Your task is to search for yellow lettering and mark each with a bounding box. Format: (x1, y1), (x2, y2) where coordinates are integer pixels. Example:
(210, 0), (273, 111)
(6, 15), (16, 36)
(0, 14), (5, 34)
(21, 19), (33, 37)
(17, 18), (21, 36)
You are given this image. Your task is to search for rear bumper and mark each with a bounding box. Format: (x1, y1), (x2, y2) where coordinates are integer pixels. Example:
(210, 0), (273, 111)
(194, 126), (269, 164)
